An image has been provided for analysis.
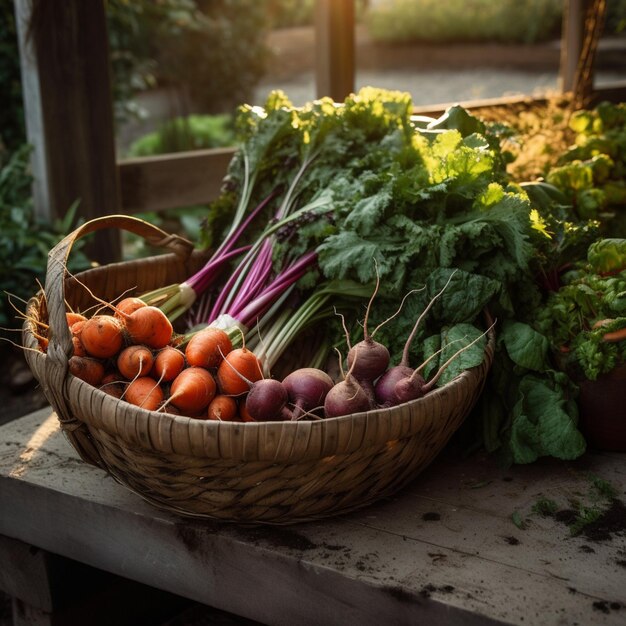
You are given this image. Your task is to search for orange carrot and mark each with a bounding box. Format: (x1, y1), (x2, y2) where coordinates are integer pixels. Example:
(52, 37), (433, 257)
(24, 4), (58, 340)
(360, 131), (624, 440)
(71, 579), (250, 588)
(185, 328), (233, 369)
(71, 335), (86, 357)
(79, 315), (124, 359)
(152, 346), (185, 382)
(216, 348), (263, 396)
(206, 394), (238, 421)
(124, 377), (164, 411)
(66, 312), (87, 327)
(121, 306), (173, 350)
(114, 297), (147, 319)
(100, 380), (124, 398)
(117, 345), (154, 380)
(168, 367), (216, 414)
(239, 399), (255, 422)
(68, 356), (105, 386)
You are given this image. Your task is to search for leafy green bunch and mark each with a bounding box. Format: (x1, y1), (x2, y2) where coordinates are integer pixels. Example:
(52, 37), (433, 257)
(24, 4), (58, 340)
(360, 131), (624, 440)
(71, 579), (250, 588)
(545, 102), (626, 228)
(533, 238), (626, 382)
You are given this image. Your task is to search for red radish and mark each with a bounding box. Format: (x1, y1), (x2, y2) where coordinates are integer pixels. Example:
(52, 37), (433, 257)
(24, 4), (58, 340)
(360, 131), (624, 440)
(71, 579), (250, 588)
(281, 367), (334, 420)
(152, 346), (185, 382)
(168, 366), (217, 414)
(124, 376), (164, 411)
(79, 315), (124, 359)
(185, 327), (233, 369)
(68, 355), (105, 386)
(216, 347), (263, 396)
(117, 345), (154, 380)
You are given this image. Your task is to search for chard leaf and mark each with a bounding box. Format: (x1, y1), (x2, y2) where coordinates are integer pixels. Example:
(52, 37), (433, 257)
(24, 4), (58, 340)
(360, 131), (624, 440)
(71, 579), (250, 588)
(430, 323), (487, 387)
(509, 412), (541, 464)
(501, 321), (550, 372)
(425, 268), (500, 324)
(344, 185), (393, 233)
(509, 375), (586, 463)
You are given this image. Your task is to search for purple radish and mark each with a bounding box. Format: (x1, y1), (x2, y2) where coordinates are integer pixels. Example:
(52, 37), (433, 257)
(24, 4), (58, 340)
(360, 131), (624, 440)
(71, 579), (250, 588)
(219, 348), (290, 421)
(282, 367), (334, 420)
(374, 270), (458, 407)
(345, 264), (390, 402)
(324, 349), (372, 418)
(393, 322), (495, 404)
(245, 378), (290, 421)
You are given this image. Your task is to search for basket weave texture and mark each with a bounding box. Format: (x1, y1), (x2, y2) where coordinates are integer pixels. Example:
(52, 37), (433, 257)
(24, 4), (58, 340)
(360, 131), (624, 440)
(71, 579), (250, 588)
(23, 216), (495, 524)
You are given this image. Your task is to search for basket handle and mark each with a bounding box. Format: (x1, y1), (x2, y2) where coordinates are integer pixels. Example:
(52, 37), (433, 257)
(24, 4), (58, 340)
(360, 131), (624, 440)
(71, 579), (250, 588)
(43, 214), (194, 369)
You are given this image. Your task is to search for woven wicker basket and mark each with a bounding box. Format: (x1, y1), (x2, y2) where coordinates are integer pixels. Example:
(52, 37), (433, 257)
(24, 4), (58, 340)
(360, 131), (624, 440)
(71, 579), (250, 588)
(23, 215), (495, 524)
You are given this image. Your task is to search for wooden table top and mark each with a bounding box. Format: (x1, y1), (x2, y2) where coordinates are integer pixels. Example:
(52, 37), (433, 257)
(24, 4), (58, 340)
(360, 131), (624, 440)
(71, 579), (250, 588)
(1, 407), (624, 625)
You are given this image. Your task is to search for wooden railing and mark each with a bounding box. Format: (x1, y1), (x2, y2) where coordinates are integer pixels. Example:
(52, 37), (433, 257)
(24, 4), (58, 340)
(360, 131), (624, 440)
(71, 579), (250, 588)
(14, 0), (626, 263)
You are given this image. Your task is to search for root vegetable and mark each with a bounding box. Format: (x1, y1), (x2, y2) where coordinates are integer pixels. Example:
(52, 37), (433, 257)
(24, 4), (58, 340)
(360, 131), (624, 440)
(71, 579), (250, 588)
(281, 367), (334, 420)
(124, 376), (164, 411)
(324, 349), (371, 418)
(68, 355), (105, 386)
(168, 366), (217, 414)
(122, 305), (174, 350)
(216, 347), (263, 396)
(374, 271), (457, 407)
(79, 315), (124, 359)
(345, 269), (390, 395)
(207, 395), (239, 421)
(117, 345), (154, 380)
(185, 327), (233, 369)
(114, 297), (147, 319)
(393, 322), (495, 403)
(244, 378), (289, 421)
(152, 346), (185, 382)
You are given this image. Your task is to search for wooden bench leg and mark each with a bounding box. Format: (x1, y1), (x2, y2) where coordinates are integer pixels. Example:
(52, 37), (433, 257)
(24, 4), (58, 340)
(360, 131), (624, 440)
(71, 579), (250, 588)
(0, 535), (192, 626)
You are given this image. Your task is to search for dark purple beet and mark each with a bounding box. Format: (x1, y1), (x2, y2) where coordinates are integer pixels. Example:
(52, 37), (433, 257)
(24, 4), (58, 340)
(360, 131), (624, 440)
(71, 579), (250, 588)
(324, 377), (371, 418)
(245, 378), (288, 421)
(393, 372), (426, 404)
(346, 339), (390, 384)
(282, 367), (334, 420)
(374, 364), (414, 406)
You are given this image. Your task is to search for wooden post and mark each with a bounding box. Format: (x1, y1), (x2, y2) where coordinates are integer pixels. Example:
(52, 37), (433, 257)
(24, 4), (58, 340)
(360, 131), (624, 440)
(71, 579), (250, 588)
(14, 0), (122, 264)
(559, 0), (588, 93)
(315, 0), (355, 102)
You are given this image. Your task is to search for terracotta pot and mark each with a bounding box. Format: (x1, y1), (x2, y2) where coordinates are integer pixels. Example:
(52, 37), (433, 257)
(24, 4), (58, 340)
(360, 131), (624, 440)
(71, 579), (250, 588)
(577, 364), (626, 452)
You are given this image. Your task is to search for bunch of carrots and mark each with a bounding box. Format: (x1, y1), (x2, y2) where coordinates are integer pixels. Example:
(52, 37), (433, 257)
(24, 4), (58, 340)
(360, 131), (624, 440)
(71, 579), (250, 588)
(41, 297), (268, 421)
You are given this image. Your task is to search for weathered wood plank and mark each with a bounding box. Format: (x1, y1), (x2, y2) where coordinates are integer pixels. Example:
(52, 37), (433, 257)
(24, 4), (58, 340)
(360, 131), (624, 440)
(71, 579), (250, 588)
(118, 147), (235, 214)
(0, 409), (624, 626)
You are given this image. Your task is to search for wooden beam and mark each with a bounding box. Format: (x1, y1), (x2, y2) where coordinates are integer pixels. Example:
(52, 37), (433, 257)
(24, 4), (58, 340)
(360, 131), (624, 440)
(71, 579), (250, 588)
(117, 147), (235, 214)
(14, 0), (121, 264)
(315, 0), (355, 101)
(560, 0), (588, 92)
